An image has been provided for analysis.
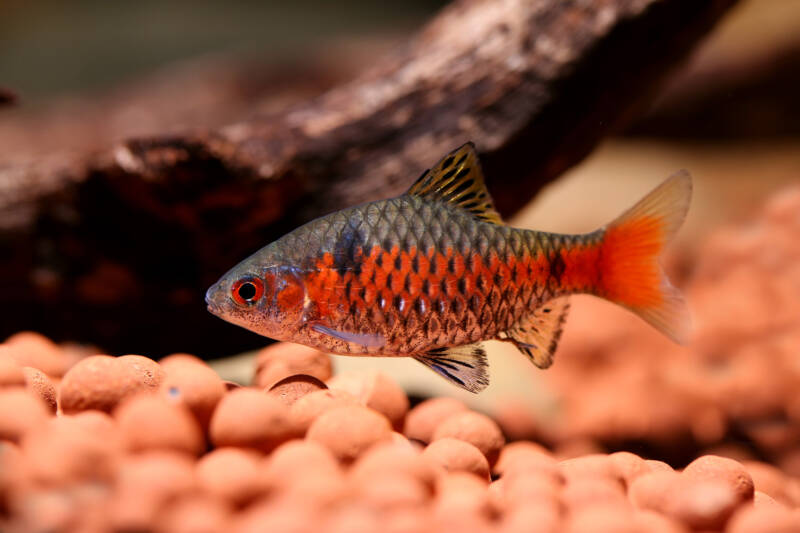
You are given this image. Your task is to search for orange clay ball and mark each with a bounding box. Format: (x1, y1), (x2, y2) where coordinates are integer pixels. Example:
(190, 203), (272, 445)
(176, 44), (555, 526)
(727, 505), (800, 533)
(630, 470), (741, 531)
(290, 388), (360, 434)
(566, 506), (639, 533)
(117, 355), (164, 389)
(433, 471), (492, 519)
(267, 374), (327, 406)
(608, 451), (650, 488)
(502, 503), (561, 533)
(422, 437), (490, 481)
(233, 500), (318, 533)
(263, 439), (342, 483)
(559, 454), (621, 484)
(158, 353), (206, 371)
(196, 447), (268, 506)
(350, 441), (438, 491)
(742, 460), (795, 507)
(306, 405), (393, 464)
(0, 352), (25, 388)
(0, 389), (50, 443)
(667, 479), (740, 531)
(327, 371), (409, 431)
(209, 388), (298, 452)
(4, 332), (68, 377)
(157, 494), (232, 533)
(68, 410), (118, 435)
(403, 397), (468, 443)
(254, 342), (332, 387)
(274, 466), (349, 510)
(499, 469), (562, 513)
(432, 410), (505, 466)
(0, 441), (27, 511)
(561, 476), (627, 511)
(646, 460), (674, 473)
(681, 455), (755, 504)
(58, 355), (126, 413)
(631, 510), (687, 533)
(114, 394), (204, 456)
(160, 359), (226, 432)
(21, 367), (57, 413)
(355, 472), (430, 511)
(21, 415), (122, 484)
(59, 355), (164, 414)
(110, 451), (196, 533)
(493, 440), (553, 477)
(629, 470), (682, 513)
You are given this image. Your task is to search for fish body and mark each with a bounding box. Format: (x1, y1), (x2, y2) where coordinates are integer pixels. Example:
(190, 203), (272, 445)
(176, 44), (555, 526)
(239, 193), (599, 356)
(206, 143), (691, 392)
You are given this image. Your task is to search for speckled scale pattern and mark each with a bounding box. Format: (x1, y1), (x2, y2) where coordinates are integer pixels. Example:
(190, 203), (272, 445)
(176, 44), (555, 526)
(271, 194), (602, 356)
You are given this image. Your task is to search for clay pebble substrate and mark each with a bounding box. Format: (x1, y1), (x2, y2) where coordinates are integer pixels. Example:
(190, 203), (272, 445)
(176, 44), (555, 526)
(2, 185), (800, 532)
(0, 339), (799, 532)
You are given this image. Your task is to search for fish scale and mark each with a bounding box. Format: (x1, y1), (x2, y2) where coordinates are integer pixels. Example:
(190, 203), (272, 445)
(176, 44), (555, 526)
(206, 142), (691, 393)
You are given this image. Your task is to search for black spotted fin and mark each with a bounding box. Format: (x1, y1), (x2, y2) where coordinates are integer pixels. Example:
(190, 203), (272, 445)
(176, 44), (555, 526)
(501, 297), (570, 369)
(407, 142), (504, 225)
(311, 323), (385, 348)
(413, 343), (490, 393)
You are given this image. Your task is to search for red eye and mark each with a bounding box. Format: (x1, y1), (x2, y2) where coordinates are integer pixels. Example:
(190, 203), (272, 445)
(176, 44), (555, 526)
(231, 277), (264, 305)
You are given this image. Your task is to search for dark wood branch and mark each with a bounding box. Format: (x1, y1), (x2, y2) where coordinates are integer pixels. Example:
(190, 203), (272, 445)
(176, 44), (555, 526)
(0, 0), (737, 357)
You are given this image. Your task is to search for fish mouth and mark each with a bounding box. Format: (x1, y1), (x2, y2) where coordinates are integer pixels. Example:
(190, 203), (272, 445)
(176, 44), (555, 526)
(205, 285), (223, 315)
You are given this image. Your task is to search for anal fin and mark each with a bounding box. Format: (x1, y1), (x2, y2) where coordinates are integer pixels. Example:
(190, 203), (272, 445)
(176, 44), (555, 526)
(502, 297), (570, 369)
(413, 344), (490, 393)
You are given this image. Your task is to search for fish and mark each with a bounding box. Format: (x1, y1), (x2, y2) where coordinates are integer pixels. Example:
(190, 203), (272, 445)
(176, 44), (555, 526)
(206, 143), (691, 393)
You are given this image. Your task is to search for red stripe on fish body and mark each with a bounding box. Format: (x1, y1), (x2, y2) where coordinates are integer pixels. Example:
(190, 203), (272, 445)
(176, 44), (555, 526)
(558, 240), (603, 294)
(283, 194), (598, 355)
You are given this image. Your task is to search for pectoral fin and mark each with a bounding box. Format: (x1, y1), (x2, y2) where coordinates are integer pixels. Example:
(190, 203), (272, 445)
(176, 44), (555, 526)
(413, 344), (490, 393)
(311, 323), (385, 348)
(501, 297), (570, 369)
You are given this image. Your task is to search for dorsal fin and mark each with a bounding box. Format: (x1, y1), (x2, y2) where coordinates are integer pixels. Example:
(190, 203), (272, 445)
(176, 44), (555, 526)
(407, 143), (503, 225)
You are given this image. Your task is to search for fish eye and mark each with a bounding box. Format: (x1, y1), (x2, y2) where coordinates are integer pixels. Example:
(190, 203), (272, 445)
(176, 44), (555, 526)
(231, 277), (264, 305)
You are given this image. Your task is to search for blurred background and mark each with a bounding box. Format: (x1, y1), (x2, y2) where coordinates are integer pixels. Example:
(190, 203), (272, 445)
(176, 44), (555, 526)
(0, 0), (439, 161)
(1, 0), (441, 100)
(2, 0), (800, 467)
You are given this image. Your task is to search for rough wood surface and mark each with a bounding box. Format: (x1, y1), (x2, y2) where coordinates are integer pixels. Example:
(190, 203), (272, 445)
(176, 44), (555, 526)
(0, 0), (736, 357)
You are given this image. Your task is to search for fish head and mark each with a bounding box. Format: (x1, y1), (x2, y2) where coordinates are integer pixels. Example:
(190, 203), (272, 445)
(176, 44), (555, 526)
(205, 252), (306, 340)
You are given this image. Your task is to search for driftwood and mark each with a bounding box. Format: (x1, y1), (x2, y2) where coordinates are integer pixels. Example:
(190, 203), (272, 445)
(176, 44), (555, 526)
(0, 0), (736, 357)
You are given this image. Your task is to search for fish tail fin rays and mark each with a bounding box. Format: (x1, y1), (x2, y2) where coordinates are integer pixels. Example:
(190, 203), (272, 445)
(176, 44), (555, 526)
(597, 171), (692, 344)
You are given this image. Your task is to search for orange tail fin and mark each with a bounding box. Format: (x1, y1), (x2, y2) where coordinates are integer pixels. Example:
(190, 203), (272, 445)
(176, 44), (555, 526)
(597, 171), (692, 344)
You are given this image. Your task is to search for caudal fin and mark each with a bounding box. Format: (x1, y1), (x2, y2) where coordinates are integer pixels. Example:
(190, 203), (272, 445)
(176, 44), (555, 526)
(597, 171), (692, 344)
